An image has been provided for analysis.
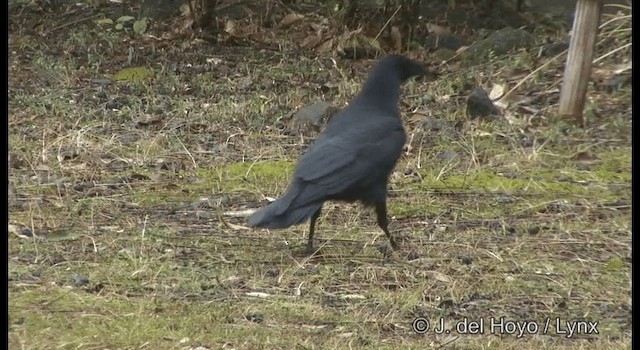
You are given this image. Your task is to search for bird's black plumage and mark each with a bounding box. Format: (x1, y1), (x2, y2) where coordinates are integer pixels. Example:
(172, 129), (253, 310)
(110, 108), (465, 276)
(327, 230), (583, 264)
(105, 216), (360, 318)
(248, 55), (425, 252)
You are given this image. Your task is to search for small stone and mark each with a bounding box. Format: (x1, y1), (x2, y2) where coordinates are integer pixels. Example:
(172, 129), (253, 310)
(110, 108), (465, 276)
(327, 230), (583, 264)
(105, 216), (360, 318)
(74, 275), (90, 287)
(406, 250), (420, 261)
(244, 313), (264, 323)
(602, 74), (631, 93)
(459, 254), (473, 265)
(265, 267), (280, 277)
(438, 150), (458, 162)
(466, 87), (501, 121)
(377, 244), (394, 258)
(292, 101), (336, 126)
(20, 227), (34, 238)
(541, 39), (569, 57)
(528, 226), (540, 235)
(421, 118), (451, 132)
(437, 299), (455, 308)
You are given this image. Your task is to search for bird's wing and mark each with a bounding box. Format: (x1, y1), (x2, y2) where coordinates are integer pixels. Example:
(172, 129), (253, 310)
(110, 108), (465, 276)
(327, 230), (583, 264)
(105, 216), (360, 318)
(290, 117), (406, 205)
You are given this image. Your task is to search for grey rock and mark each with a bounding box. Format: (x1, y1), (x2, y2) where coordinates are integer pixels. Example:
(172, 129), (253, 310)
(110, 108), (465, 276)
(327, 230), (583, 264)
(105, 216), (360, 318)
(424, 33), (465, 51)
(542, 39), (570, 57)
(292, 101), (337, 126)
(421, 118), (451, 132)
(73, 275), (90, 287)
(466, 87), (502, 121)
(459, 254), (473, 265)
(438, 150), (459, 162)
(20, 227), (33, 238)
(465, 27), (534, 63)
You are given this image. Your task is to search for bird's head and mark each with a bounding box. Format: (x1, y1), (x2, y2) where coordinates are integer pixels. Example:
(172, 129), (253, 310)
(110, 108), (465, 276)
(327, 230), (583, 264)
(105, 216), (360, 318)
(380, 55), (426, 83)
(352, 54), (427, 115)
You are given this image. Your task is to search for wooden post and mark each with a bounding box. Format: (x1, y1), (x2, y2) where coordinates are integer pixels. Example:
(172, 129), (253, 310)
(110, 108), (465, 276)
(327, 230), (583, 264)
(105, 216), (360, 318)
(558, 0), (603, 124)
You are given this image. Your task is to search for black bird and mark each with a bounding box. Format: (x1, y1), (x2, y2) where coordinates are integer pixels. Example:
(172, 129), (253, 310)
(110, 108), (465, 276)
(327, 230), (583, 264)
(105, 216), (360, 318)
(248, 55), (425, 253)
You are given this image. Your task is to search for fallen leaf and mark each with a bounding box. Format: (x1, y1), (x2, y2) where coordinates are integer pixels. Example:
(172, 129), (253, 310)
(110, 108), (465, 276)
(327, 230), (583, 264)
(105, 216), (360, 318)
(246, 292), (271, 298)
(300, 34), (323, 48)
(426, 23), (451, 35)
(489, 83), (505, 100)
(316, 38), (334, 53)
(278, 13), (304, 29)
(223, 209), (257, 217)
(455, 45), (469, 55)
(391, 26), (402, 51)
(340, 294), (367, 300)
(133, 17), (148, 34)
(428, 271), (452, 283)
(94, 18), (114, 25)
(224, 19), (238, 36)
(116, 15), (135, 23)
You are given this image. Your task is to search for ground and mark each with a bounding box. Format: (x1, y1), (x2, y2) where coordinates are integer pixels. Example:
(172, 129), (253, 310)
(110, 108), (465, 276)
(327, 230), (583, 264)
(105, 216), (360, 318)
(9, 1), (631, 349)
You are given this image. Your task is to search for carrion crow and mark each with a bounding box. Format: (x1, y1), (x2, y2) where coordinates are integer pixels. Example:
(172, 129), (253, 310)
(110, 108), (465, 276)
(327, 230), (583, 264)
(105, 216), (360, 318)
(248, 55), (425, 253)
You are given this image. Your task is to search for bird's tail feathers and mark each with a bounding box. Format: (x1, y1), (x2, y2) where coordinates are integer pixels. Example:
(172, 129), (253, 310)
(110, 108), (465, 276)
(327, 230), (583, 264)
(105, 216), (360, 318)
(248, 199), (321, 229)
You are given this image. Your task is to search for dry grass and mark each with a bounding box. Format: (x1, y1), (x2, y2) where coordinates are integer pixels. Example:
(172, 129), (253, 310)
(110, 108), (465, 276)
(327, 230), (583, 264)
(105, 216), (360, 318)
(9, 2), (631, 349)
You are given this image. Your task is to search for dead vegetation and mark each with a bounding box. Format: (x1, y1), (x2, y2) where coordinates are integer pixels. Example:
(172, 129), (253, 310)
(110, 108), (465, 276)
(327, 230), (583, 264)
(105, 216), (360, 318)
(9, 0), (631, 349)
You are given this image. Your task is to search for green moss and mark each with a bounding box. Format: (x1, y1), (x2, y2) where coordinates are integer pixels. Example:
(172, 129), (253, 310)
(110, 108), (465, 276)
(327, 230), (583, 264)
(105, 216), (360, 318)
(592, 149), (631, 177)
(9, 17), (631, 349)
(390, 165), (626, 221)
(112, 67), (155, 81)
(415, 169), (577, 195)
(199, 160), (294, 193)
(126, 161), (295, 206)
(388, 201), (442, 218)
(9, 287), (278, 348)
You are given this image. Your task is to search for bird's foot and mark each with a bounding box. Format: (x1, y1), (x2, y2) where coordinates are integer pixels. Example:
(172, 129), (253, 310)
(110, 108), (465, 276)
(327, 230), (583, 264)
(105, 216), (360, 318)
(377, 244), (395, 258)
(304, 243), (316, 256)
(389, 238), (400, 251)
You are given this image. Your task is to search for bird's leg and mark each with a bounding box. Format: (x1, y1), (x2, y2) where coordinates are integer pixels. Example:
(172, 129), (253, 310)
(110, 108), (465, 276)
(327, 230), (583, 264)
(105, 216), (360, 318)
(375, 202), (399, 250)
(306, 207), (322, 253)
